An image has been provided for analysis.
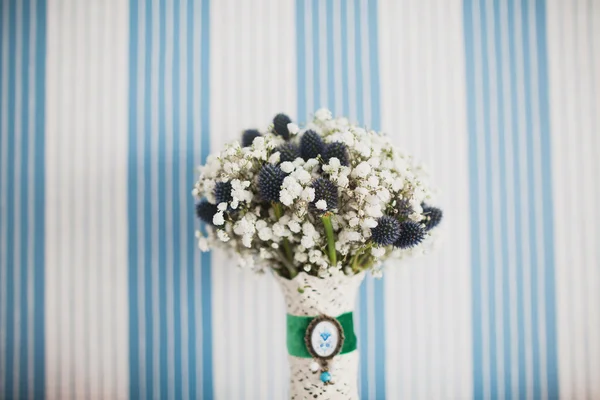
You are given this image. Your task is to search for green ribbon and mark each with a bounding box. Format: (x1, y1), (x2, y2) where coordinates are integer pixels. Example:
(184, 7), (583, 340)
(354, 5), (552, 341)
(286, 312), (357, 358)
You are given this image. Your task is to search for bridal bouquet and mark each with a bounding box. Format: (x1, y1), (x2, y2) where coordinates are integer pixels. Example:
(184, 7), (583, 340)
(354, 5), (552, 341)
(192, 109), (442, 398)
(193, 109), (442, 279)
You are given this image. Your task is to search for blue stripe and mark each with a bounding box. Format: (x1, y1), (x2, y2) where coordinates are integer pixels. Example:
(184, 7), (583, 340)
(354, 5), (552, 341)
(462, 0), (484, 396)
(367, 1), (385, 397)
(33, 0), (46, 396)
(492, 0), (513, 395)
(5, 1), (18, 396)
(171, 1), (183, 399)
(311, 0), (320, 109)
(520, 2), (542, 396)
(143, 0), (154, 396)
(199, 0), (213, 398)
(296, 0), (306, 124)
(19, 2), (32, 399)
(534, 0), (559, 395)
(295, 1), (384, 397)
(353, 0), (363, 124)
(0, 0), (46, 398)
(185, 1), (198, 398)
(493, 0), (514, 399)
(506, 0), (527, 395)
(464, 0), (559, 397)
(326, 0), (335, 111)
(340, 0), (349, 117)
(128, 0), (213, 398)
(478, 2), (500, 398)
(157, 0), (168, 397)
(127, 0), (140, 396)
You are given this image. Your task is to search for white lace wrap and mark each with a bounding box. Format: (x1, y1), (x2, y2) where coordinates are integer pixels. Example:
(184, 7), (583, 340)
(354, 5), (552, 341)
(274, 271), (365, 400)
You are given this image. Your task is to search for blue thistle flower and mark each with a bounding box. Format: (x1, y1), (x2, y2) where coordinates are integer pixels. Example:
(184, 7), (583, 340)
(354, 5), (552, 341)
(241, 129), (261, 147)
(393, 220), (425, 249)
(214, 181), (233, 205)
(323, 142), (349, 166)
(300, 130), (325, 160)
(195, 200), (218, 225)
(310, 178), (338, 214)
(370, 215), (401, 246)
(258, 164), (286, 202)
(274, 142), (300, 163)
(395, 198), (413, 217)
(422, 204), (443, 230)
(273, 113), (292, 140)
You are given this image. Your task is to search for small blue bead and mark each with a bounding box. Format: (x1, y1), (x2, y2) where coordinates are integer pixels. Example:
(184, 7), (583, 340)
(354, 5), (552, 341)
(320, 371), (331, 383)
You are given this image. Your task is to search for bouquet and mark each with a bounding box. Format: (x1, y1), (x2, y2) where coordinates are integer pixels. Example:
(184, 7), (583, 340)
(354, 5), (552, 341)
(192, 109), (442, 279)
(192, 109), (443, 398)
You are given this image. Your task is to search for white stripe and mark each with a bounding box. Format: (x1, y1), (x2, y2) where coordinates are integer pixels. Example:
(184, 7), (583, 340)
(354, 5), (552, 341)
(378, 0), (472, 398)
(44, 1), (129, 398)
(547, 0), (600, 398)
(208, 1), (296, 398)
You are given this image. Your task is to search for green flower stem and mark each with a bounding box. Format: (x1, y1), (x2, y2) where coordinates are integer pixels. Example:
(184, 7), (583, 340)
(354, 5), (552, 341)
(351, 242), (373, 272)
(273, 202), (297, 278)
(321, 213), (337, 266)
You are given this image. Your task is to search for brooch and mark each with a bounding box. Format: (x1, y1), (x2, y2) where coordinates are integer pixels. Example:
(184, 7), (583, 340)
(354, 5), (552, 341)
(304, 315), (345, 384)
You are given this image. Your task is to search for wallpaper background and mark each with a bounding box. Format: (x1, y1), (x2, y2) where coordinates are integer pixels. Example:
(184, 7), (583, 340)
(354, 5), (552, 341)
(1, 0), (599, 399)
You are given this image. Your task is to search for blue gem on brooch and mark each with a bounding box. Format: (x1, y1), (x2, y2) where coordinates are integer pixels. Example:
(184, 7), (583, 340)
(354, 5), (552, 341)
(305, 315), (345, 386)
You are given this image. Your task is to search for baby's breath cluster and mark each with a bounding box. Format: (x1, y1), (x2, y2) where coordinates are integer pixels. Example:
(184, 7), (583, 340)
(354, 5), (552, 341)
(193, 109), (443, 279)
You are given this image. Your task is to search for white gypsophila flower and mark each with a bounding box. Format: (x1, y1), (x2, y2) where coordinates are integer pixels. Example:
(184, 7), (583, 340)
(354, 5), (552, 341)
(315, 108), (332, 121)
(287, 122), (300, 135)
(300, 187), (315, 202)
(288, 220), (301, 233)
(217, 229), (230, 242)
(198, 236), (210, 252)
(213, 211), (225, 226)
(315, 200), (327, 210)
(352, 161), (371, 178)
(280, 161), (295, 174)
(291, 168), (311, 184)
(371, 247), (386, 258)
(192, 110), (440, 277)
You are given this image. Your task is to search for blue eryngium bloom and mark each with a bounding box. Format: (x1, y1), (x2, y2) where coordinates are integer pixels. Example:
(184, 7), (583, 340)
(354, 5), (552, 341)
(421, 204), (443, 230)
(393, 220), (426, 249)
(370, 215), (401, 246)
(196, 200), (218, 225)
(214, 181), (233, 205)
(323, 141), (349, 166)
(274, 142), (300, 163)
(300, 129), (325, 160)
(258, 164), (286, 202)
(241, 129), (261, 147)
(310, 178), (338, 214)
(273, 113), (292, 140)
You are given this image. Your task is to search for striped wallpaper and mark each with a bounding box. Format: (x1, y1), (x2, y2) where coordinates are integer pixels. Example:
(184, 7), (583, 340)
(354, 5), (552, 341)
(0, 0), (599, 399)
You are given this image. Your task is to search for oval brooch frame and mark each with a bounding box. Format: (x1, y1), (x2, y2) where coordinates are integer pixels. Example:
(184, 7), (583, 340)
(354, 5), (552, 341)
(304, 315), (345, 361)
